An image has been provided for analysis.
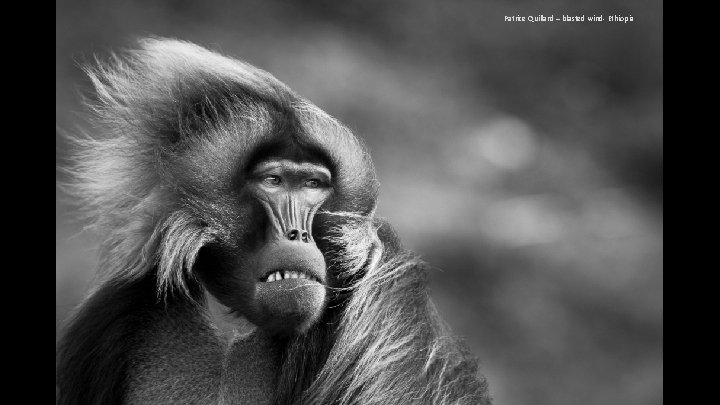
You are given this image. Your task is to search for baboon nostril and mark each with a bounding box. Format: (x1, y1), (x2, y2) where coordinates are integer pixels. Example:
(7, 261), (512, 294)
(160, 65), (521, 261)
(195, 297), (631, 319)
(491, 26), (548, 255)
(286, 229), (300, 241)
(300, 231), (309, 242)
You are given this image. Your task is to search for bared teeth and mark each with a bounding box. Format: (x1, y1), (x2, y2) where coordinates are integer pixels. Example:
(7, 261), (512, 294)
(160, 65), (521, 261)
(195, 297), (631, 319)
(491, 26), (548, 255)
(263, 270), (316, 282)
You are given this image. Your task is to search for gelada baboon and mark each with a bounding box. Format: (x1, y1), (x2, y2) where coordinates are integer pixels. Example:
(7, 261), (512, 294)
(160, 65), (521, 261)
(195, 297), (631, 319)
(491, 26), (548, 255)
(56, 38), (491, 405)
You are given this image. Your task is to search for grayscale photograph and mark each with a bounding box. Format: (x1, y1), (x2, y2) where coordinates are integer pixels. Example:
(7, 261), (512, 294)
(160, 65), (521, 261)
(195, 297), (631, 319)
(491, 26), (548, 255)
(56, 1), (663, 404)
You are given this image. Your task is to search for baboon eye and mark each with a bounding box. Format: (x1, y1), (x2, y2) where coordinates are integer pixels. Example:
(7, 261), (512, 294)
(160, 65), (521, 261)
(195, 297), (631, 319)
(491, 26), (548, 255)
(264, 175), (282, 186)
(305, 179), (320, 188)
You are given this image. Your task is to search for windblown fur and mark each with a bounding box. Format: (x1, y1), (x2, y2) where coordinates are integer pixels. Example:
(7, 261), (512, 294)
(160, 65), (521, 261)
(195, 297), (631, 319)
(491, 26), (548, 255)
(278, 214), (491, 404)
(58, 37), (491, 404)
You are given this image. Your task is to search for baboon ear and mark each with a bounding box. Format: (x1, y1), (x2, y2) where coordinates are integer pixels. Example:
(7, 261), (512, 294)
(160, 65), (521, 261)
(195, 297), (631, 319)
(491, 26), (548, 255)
(84, 37), (293, 144)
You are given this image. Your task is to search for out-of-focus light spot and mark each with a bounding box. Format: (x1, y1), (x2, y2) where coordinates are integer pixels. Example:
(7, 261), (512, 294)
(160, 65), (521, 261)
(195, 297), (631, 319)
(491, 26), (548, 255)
(479, 194), (567, 246)
(474, 117), (538, 170)
(444, 147), (500, 185)
(442, 116), (538, 185)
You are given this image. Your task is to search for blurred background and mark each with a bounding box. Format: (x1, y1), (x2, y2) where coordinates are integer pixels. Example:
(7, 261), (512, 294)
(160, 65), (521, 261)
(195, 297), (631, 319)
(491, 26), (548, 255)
(56, 1), (662, 404)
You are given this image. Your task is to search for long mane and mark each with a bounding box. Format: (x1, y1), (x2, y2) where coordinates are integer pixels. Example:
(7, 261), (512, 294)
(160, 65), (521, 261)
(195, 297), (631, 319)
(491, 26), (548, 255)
(65, 37), (490, 404)
(65, 37), (292, 297)
(66, 37), (375, 297)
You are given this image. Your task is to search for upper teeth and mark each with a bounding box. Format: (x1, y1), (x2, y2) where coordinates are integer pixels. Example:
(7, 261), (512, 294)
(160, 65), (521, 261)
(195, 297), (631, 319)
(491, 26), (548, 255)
(265, 271), (310, 282)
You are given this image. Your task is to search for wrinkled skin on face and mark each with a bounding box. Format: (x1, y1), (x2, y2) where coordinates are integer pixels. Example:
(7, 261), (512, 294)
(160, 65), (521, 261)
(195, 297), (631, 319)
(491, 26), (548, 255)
(195, 152), (334, 336)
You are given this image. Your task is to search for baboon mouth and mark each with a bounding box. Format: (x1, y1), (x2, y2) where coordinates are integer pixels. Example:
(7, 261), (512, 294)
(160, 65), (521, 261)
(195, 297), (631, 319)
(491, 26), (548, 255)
(260, 270), (322, 284)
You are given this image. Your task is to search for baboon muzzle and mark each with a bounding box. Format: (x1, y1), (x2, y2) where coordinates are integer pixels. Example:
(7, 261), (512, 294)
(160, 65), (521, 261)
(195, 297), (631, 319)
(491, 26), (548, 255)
(252, 192), (328, 335)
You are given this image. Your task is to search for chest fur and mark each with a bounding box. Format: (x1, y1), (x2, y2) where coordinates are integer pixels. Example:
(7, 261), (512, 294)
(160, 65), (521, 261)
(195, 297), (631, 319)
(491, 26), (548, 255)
(125, 306), (280, 404)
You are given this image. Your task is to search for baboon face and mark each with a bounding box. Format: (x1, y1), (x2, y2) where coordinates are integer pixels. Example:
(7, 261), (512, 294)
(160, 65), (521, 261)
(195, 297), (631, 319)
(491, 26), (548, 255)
(192, 141), (336, 336)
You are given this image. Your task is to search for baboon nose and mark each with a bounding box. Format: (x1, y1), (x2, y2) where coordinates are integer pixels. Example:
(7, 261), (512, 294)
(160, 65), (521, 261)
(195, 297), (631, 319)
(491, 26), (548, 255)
(286, 229), (310, 243)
